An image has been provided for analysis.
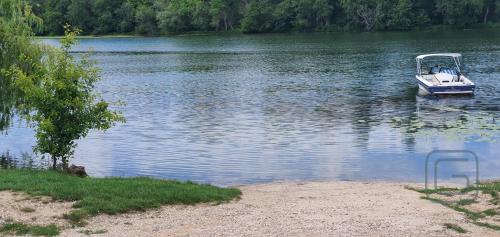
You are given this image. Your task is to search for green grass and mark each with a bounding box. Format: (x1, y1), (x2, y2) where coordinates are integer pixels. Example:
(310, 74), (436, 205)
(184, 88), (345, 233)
(490, 190), (499, 198)
(0, 169), (241, 223)
(78, 229), (108, 235)
(409, 181), (500, 231)
(421, 196), (484, 220)
(443, 223), (467, 233)
(20, 207), (36, 213)
(483, 208), (498, 216)
(473, 222), (500, 231)
(0, 223), (59, 236)
(405, 186), (459, 195)
(461, 182), (500, 195)
(457, 199), (476, 206)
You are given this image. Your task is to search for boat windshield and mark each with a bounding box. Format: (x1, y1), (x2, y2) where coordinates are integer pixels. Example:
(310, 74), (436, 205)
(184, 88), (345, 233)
(419, 57), (461, 75)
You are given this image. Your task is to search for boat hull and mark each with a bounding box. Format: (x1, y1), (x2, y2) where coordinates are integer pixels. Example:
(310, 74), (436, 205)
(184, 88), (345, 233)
(416, 77), (475, 96)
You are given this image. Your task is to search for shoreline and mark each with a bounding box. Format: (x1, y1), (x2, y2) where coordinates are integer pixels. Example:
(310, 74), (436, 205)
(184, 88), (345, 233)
(1, 180), (498, 236)
(33, 27), (500, 39)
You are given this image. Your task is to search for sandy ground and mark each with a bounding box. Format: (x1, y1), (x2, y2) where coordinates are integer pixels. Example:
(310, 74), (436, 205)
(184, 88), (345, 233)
(0, 191), (74, 227)
(1, 181), (499, 236)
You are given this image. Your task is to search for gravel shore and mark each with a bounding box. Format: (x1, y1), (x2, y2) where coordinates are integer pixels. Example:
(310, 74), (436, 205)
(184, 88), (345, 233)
(2, 181), (499, 236)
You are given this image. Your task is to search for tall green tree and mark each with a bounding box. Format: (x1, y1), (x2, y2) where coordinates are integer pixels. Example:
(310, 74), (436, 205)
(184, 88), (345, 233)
(340, 0), (379, 31)
(67, 0), (95, 34)
(313, 0), (335, 29)
(387, 0), (415, 30)
(156, 0), (211, 33)
(241, 0), (276, 32)
(93, 0), (118, 34)
(210, 0), (240, 31)
(116, 1), (136, 32)
(482, 0), (500, 23)
(11, 27), (124, 169)
(2, 0), (123, 169)
(0, 0), (43, 131)
(295, 0), (319, 30)
(31, 0), (70, 35)
(135, 2), (159, 35)
(273, 0), (297, 31)
(436, 0), (484, 26)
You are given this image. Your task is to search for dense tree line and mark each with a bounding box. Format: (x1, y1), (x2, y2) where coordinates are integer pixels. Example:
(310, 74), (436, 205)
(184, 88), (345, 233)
(29, 0), (500, 35)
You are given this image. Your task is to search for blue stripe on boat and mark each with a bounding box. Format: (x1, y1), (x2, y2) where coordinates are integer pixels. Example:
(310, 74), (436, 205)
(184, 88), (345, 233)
(428, 85), (475, 94)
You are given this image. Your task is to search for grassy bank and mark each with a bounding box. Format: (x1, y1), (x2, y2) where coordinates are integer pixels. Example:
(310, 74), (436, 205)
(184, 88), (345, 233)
(406, 181), (500, 231)
(0, 169), (241, 224)
(0, 223), (59, 236)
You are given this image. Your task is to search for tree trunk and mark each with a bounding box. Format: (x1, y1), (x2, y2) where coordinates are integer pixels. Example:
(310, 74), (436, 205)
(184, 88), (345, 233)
(223, 13), (228, 31)
(483, 6), (490, 24)
(52, 157), (57, 170)
(357, 6), (375, 31)
(62, 157), (68, 170)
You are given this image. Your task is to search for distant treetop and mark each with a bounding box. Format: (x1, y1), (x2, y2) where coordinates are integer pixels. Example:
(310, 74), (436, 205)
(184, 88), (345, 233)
(29, 0), (500, 35)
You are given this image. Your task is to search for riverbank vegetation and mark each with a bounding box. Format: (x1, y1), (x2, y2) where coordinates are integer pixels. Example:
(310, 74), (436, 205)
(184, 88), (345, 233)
(28, 0), (500, 35)
(1, 0), (123, 170)
(1, 4), (240, 225)
(407, 181), (500, 231)
(0, 223), (59, 236)
(0, 169), (241, 225)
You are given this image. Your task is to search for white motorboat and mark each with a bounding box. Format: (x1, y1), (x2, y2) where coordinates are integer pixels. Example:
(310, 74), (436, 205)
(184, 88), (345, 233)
(415, 53), (475, 96)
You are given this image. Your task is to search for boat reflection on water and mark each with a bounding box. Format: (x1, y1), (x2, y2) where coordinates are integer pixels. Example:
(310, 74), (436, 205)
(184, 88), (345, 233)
(402, 96), (499, 143)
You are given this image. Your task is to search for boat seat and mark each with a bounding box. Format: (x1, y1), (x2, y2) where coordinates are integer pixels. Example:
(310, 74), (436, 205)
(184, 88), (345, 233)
(435, 73), (454, 84)
(440, 68), (458, 75)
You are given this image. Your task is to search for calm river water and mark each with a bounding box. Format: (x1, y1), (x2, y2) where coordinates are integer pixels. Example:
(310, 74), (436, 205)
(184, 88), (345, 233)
(1, 30), (499, 185)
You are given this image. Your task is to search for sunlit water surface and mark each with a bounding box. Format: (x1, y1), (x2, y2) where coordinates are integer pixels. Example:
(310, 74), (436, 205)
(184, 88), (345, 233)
(1, 31), (499, 185)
